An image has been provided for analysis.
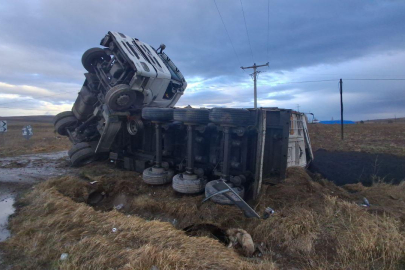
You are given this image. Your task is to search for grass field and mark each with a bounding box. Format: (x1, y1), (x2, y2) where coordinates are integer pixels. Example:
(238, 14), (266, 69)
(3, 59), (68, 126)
(0, 120), (70, 157)
(308, 123), (405, 156)
(0, 121), (404, 269)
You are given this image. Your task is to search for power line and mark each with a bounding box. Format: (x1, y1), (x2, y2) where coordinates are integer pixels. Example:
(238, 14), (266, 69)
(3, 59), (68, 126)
(270, 78), (405, 85)
(213, 0), (245, 71)
(267, 0), (270, 61)
(239, 0), (254, 63)
(270, 79), (338, 85)
(344, 78), (405, 81)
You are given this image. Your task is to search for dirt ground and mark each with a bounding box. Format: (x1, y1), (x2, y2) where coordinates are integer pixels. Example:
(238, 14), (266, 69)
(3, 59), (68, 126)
(308, 122), (405, 156)
(308, 123), (405, 186)
(0, 122), (404, 269)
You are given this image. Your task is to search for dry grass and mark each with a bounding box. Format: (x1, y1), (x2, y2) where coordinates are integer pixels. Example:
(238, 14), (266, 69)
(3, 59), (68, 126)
(308, 123), (405, 156)
(0, 121), (70, 157)
(2, 165), (404, 269)
(2, 182), (275, 270)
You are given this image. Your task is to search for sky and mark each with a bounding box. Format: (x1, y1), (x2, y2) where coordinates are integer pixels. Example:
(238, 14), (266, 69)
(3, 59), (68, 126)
(0, 0), (404, 121)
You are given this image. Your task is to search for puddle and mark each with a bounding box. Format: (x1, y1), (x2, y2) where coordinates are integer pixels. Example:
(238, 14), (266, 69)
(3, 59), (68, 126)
(0, 151), (69, 184)
(0, 151), (70, 243)
(0, 196), (15, 242)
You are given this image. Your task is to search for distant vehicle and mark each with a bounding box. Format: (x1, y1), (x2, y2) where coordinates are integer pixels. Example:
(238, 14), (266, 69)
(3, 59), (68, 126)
(313, 118), (320, 124)
(53, 31), (313, 215)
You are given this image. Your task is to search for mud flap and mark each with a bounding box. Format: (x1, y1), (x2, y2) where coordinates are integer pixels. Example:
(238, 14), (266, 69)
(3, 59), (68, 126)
(202, 181), (260, 218)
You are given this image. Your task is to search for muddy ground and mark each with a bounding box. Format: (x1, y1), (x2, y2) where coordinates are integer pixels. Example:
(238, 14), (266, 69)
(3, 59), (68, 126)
(0, 152), (71, 242)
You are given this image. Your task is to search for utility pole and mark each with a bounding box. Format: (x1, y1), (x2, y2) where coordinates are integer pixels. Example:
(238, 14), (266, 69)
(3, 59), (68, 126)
(241, 62), (269, 109)
(339, 78), (344, 140)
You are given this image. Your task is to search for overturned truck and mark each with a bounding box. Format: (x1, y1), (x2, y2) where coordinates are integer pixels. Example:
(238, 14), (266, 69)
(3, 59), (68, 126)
(54, 31), (313, 216)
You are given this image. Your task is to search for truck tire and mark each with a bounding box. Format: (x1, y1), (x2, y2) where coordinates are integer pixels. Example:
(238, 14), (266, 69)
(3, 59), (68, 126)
(68, 142), (96, 167)
(105, 84), (137, 111)
(54, 111), (78, 136)
(143, 167), (174, 185)
(82, 48), (111, 73)
(205, 180), (245, 205)
(209, 108), (252, 126)
(173, 108), (210, 124)
(68, 142), (92, 157)
(172, 173), (207, 194)
(142, 107), (174, 122)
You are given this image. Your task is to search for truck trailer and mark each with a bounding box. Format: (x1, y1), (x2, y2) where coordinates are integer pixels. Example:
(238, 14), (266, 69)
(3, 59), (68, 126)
(54, 31), (313, 216)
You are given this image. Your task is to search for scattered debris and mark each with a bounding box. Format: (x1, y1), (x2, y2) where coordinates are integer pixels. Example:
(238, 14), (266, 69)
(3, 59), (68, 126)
(60, 253), (69, 261)
(89, 181), (98, 185)
(263, 206), (275, 219)
(112, 228), (117, 233)
(363, 197), (370, 206)
(171, 218), (178, 226)
(114, 204), (124, 210)
(112, 194), (128, 211)
(361, 197), (370, 207)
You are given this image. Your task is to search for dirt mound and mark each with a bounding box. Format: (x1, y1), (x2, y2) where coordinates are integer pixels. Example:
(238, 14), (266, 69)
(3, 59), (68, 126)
(310, 149), (405, 185)
(2, 164), (405, 269)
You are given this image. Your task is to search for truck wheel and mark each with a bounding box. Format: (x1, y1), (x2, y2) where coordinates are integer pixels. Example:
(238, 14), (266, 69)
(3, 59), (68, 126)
(209, 108), (252, 126)
(105, 84), (137, 111)
(205, 180), (245, 205)
(172, 173), (207, 194)
(82, 48), (111, 73)
(173, 108), (210, 124)
(142, 107), (174, 122)
(68, 142), (96, 167)
(142, 167), (174, 185)
(54, 111), (78, 136)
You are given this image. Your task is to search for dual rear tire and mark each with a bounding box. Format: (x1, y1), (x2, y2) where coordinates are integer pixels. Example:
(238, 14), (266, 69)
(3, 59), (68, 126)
(172, 173), (206, 194)
(68, 142), (97, 167)
(143, 167), (174, 185)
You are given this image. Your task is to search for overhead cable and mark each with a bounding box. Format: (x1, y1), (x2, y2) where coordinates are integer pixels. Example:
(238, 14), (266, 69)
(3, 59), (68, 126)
(239, 0), (255, 62)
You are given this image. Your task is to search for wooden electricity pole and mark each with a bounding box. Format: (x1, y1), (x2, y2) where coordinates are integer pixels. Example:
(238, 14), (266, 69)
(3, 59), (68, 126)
(340, 78), (344, 140)
(241, 62), (269, 109)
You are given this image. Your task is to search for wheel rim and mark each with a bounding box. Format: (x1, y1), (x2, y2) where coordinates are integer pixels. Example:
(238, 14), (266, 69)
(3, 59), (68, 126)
(116, 94), (130, 107)
(106, 88), (136, 111)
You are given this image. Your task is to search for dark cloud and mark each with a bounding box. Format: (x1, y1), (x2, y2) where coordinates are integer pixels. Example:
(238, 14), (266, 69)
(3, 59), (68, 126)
(0, 0), (404, 120)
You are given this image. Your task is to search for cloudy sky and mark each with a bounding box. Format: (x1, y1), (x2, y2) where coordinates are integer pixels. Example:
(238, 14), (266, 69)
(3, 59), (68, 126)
(0, 0), (404, 120)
